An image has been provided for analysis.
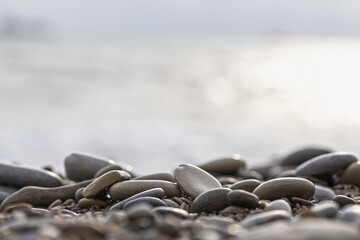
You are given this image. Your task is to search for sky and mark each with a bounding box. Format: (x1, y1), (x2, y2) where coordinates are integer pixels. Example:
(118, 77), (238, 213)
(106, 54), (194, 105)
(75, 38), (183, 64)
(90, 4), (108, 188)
(0, 0), (360, 37)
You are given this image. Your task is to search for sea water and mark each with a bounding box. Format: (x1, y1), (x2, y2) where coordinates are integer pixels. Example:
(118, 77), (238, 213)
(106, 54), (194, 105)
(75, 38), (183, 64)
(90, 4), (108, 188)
(0, 35), (360, 174)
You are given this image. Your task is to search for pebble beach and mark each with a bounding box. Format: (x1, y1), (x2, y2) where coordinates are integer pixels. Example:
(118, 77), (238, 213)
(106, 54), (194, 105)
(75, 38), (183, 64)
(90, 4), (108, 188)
(0, 148), (360, 239)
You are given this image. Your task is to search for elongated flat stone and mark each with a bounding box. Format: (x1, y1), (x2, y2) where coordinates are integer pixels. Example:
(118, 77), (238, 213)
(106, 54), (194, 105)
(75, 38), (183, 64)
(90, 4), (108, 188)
(110, 188), (165, 211)
(253, 177), (315, 200)
(0, 163), (62, 188)
(190, 188), (231, 213)
(123, 197), (166, 210)
(241, 210), (291, 229)
(152, 206), (189, 219)
(197, 154), (246, 175)
(134, 173), (174, 182)
(295, 152), (357, 177)
(229, 179), (262, 192)
(109, 180), (180, 201)
(333, 195), (355, 207)
(65, 153), (115, 182)
(174, 164), (221, 199)
(227, 190), (259, 209)
(0, 179), (93, 211)
(280, 147), (333, 166)
(94, 163), (135, 178)
(83, 170), (131, 198)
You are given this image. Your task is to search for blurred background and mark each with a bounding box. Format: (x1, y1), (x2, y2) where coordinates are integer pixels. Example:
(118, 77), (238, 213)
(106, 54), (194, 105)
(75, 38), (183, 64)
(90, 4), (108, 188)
(0, 0), (360, 174)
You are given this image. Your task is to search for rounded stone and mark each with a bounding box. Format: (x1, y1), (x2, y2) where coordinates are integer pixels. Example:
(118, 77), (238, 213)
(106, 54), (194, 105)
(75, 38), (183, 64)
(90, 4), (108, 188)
(65, 153), (116, 182)
(280, 147), (333, 166)
(0, 163), (62, 188)
(264, 199), (291, 215)
(174, 164), (221, 199)
(152, 206), (189, 219)
(110, 188), (165, 211)
(252, 177), (315, 200)
(227, 190), (259, 209)
(295, 152), (357, 177)
(229, 179), (262, 192)
(313, 184), (336, 201)
(333, 195), (356, 207)
(190, 188), (231, 213)
(83, 170), (131, 198)
(109, 180), (180, 201)
(311, 201), (339, 218)
(197, 154), (246, 175)
(241, 210), (291, 229)
(123, 197), (166, 210)
(0, 179), (92, 210)
(134, 173), (174, 182)
(340, 162), (360, 186)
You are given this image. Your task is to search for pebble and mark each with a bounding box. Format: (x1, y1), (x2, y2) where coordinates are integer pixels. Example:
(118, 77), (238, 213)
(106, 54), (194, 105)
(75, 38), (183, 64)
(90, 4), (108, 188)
(74, 188), (85, 203)
(64, 153), (115, 182)
(134, 172), (175, 182)
(311, 201), (339, 218)
(295, 152), (357, 177)
(110, 188), (165, 210)
(94, 163), (134, 178)
(227, 190), (259, 209)
(0, 179), (92, 210)
(190, 188), (231, 213)
(241, 210), (291, 229)
(2, 149), (360, 240)
(48, 199), (63, 209)
(337, 205), (360, 223)
(264, 199), (291, 215)
(333, 195), (356, 207)
(280, 147), (333, 166)
(109, 180), (180, 201)
(252, 177), (315, 200)
(244, 219), (360, 240)
(0, 163), (62, 188)
(123, 197), (166, 210)
(83, 170), (131, 198)
(174, 164), (221, 199)
(152, 206), (189, 219)
(197, 154), (246, 175)
(229, 179), (262, 192)
(340, 162), (360, 186)
(313, 184), (336, 201)
(78, 198), (107, 208)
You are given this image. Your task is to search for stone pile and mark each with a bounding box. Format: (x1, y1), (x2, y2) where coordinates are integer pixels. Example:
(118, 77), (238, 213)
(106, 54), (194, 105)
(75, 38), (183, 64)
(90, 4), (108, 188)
(0, 149), (360, 239)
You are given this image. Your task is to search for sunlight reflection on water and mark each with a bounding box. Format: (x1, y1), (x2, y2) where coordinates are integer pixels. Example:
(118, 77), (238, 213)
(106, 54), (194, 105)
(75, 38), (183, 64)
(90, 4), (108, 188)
(0, 36), (359, 174)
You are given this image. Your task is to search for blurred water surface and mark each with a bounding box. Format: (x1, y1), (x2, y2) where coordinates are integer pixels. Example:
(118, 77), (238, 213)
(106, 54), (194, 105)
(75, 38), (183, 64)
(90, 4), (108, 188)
(1, 36), (360, 174)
